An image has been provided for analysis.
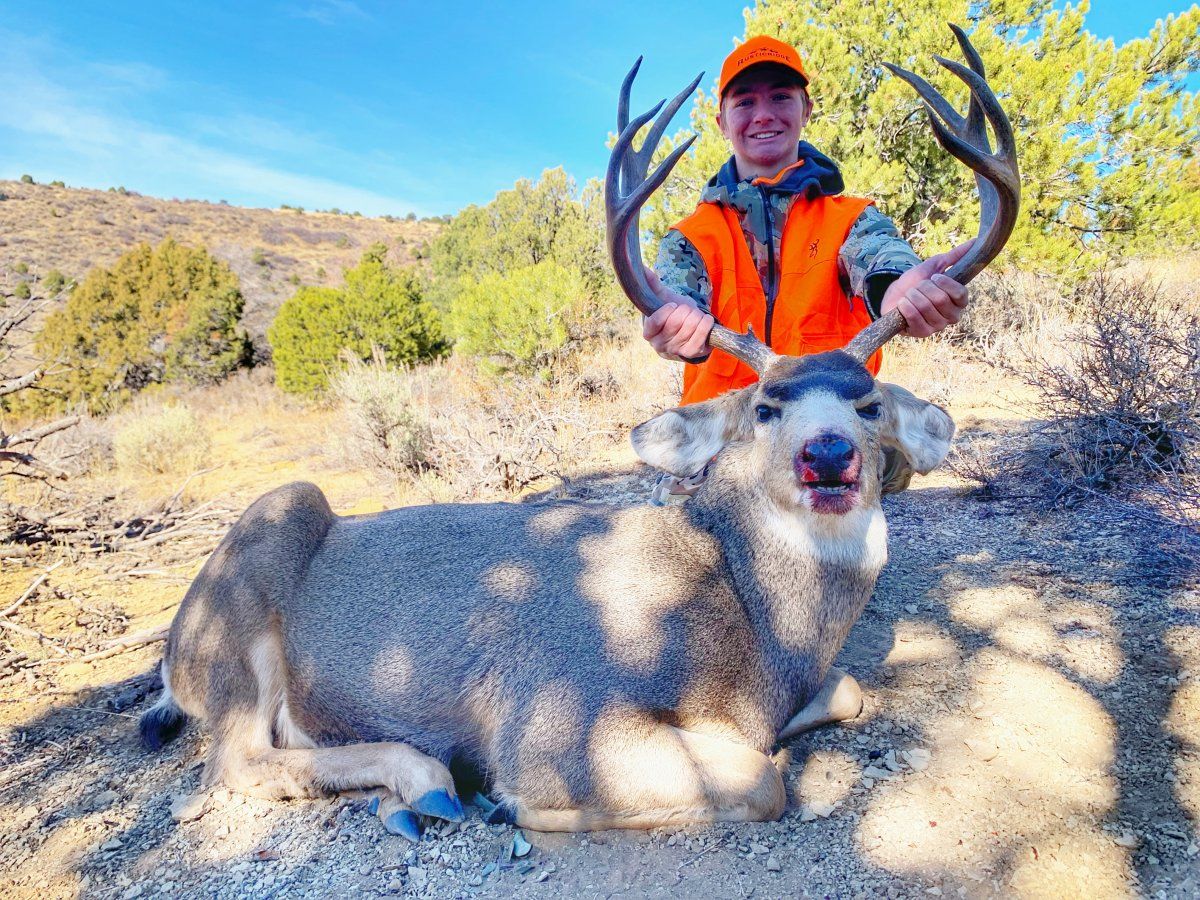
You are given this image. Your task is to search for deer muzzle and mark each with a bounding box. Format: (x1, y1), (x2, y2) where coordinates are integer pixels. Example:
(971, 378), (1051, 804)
(795, 434), (862, 514)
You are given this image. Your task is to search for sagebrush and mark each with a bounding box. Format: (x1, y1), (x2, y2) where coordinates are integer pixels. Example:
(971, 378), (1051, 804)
(113, 403), (212, 476)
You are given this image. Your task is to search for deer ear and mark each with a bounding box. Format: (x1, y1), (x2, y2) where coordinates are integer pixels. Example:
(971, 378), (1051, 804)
(631, 386), (756, 476)
(877, 382), (955, 475)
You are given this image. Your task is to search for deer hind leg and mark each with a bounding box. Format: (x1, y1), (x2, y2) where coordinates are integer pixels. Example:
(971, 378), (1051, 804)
(494, 719), (786, 832)
(778, 668), (863, 741)
(198, 632), (461, 836)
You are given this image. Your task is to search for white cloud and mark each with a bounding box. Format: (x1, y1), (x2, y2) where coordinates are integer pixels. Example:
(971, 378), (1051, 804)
(0, 30), (429, 216)
(286, 0), (369, 26)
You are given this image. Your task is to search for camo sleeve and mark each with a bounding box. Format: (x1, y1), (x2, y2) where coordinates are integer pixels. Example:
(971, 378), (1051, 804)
(654, 230), (712, 314)
(839, 206), (920, 319)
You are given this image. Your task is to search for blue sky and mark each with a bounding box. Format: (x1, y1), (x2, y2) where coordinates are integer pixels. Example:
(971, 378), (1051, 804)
(0, 1), (1194, 217)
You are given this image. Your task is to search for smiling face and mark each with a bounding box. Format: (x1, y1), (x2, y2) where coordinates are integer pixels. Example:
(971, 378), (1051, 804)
(716, 63), (811, 181)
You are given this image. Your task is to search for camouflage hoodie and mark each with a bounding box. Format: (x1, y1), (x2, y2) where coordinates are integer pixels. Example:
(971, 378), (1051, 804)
(655, 141), (919, 324)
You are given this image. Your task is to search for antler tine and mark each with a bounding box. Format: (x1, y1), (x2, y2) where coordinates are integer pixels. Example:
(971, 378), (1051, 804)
(845, 25), (1020, 365)
(605, 60), (779, 374)
(949, 23), (988, 143)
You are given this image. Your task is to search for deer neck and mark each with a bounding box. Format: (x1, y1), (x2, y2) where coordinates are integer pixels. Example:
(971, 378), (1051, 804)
(687, 454), (888, 720)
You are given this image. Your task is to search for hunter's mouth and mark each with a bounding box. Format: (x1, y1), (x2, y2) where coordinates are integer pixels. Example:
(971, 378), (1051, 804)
(750, 131), (782, 140)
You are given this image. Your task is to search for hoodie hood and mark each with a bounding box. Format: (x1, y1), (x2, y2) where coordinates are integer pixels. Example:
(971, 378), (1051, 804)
(700, 141), (845, 206)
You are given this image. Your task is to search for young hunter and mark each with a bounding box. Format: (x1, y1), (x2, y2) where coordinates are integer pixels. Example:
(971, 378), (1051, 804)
(643, 36), (972, 503)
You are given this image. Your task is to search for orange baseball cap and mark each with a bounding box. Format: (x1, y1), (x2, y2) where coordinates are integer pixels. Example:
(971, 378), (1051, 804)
(718, 35), (810, 98)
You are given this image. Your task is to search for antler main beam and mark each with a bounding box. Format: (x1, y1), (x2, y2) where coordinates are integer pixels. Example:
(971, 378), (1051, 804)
(605, 60), (779, 375)
(843, 24), (1021, 364)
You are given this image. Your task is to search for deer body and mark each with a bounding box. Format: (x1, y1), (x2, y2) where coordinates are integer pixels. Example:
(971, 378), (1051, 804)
(155, 415), (893, 830)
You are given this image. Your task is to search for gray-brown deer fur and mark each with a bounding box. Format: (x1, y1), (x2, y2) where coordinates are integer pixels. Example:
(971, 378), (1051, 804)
(142, 349), (954, 834)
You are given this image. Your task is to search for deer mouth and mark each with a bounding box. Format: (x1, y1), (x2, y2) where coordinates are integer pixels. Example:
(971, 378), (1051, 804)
(800, 476), (860, 513)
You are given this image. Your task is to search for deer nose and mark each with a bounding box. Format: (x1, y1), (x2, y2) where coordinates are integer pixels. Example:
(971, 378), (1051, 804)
(798, 435), (857, 475)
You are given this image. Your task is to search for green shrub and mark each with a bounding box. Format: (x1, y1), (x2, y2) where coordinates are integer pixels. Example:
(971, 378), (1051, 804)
(447, 261), (586, 374)
(19, 174), (33, 184)
(35, 238), (250, 413)
(252, 248), (267, 266)
(268, 244), (446, 394)
(428, 168), (609, 315)
(13, 262), (27, 274)
(42, 269), (66, 294)
(14, 281), (31, 300)
(50, 180), (65, 188)
(113, 403), (211, 475)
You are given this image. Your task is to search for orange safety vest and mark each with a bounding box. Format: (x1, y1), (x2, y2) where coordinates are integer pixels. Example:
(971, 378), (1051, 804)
(674, 194), (883, 405)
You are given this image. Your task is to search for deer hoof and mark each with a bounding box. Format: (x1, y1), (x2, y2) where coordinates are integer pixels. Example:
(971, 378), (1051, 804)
(485, 798), (518, 825)
(384, 809), (424, 841)
(412, 788), (465, 822)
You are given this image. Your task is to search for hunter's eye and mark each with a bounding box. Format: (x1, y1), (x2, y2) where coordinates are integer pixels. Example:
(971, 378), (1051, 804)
(755, 404), (779, 423)
(857, 402), (881, 420)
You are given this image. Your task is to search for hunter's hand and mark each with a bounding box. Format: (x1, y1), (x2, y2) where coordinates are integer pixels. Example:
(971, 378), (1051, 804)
(642, 267), (715, 362)
(880, 239), (973, 338)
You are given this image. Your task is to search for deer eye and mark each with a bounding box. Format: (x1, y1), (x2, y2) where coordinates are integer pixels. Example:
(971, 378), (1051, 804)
(755, 404), (780, 423)
(857, 402), (881, 420)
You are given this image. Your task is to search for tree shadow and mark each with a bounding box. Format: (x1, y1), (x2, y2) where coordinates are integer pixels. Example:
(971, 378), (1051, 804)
(1, 467), (1197, 897)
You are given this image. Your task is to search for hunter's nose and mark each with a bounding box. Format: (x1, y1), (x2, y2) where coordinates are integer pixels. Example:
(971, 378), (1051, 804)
(799, 435), (856, 473)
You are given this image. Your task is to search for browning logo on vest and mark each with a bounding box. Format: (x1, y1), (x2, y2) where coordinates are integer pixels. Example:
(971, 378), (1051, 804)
(673, 195), (883, 405)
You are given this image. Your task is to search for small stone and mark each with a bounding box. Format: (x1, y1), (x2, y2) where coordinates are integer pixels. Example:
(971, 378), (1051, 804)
(536, 870), (550, 882)
(800, 807), (818, 822)
(387, 877), (403, 892)
(1114, 832), (1139, 849)
(1186, 842), (1198, 857)
(904, 748), (932, 772)
(862, 765), (891, 780)
(122, 887), (143, 900)
(766, 855), (782, 872)
(100, 837), (123, 851)
(750, 843), (769, 854)
(904, 604), (919, 614)
(667, 834), (678, 846)
(407, 866), (427, 887)
(359, 863), (372, 876)
(169, 793), (207, 823)
(481, 862), (497, 877)
(512, 831), (532, 858)
(92, 789), (120, 808)
(469, 874), (484, 887)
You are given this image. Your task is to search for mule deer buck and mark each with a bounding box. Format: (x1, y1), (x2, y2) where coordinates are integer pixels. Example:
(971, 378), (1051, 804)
(141, 25), (1018, 837)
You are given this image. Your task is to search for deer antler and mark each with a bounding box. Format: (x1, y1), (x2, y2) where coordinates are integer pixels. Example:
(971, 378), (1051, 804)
(605, 60), (779, 375)
(843, 24), (1021, 365)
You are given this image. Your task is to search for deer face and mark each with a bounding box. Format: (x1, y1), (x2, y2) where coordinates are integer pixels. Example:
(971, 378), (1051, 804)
(631, 351), (955, 517)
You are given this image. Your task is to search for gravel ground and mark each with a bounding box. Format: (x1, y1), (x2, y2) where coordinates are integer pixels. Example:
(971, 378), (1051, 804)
(2, 466), (1199, 899)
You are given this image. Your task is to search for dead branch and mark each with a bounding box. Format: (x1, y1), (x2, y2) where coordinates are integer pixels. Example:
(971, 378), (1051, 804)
(3, 415), (81, 449)
(0, 560), (63, 618)
(28, 625), (168, 667)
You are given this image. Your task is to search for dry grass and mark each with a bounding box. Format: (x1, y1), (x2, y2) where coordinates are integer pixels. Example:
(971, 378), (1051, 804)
(331, 322), (678, 501)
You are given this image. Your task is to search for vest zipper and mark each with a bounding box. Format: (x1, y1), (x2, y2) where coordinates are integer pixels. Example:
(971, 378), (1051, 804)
(760, 186), (779, 347)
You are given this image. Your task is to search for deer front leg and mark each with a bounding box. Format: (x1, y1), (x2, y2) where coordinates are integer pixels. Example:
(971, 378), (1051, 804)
(778, 668), (863, 741)
(490, 716), (787, 832)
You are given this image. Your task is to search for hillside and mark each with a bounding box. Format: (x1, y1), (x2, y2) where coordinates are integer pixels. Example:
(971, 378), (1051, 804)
(0, 179), (440, 355)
